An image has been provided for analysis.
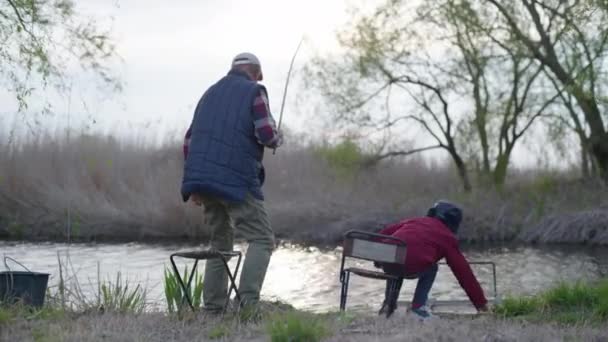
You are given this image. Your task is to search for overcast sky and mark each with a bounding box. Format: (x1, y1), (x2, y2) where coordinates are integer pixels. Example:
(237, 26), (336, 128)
(1, 0), (353, 141)
(0, 1), (575, 168)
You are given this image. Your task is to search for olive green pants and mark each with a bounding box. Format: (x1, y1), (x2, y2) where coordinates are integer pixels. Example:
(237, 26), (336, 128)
(201, 194), (275, 311)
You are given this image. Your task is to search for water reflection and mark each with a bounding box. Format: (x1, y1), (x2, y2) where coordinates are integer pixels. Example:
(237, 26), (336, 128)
(0, 242), (605, 312)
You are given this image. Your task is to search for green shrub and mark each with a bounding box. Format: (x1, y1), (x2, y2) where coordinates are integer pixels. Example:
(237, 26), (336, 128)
(495, 278), (608, 325)
(164, 266), (203, 313)
(316, 139), (366, 181)
(593, 279), (608, 319)
(267, 311), (329, 342)
(543, 281), (596, 308)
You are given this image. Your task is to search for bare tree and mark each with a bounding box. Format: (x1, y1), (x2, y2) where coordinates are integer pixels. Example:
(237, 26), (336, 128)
(482, 0), (608, 180)
(0, 0), (120, 111)
(305, 0), (564, 190)
(304, 2), (474, 191)
(442, 1), (560, 185)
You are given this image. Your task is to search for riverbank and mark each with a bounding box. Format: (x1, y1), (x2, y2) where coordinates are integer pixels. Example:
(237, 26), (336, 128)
(1, 204), (607, 247)
(1, 133), (607, 246)
(2, 267), (607, 341)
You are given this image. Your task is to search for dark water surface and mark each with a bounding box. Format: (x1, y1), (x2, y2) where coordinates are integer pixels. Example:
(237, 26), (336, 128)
(1, 242), (606, 312)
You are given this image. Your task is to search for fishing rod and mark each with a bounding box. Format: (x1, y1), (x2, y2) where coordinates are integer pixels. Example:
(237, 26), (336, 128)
(273, 37), (304, 155)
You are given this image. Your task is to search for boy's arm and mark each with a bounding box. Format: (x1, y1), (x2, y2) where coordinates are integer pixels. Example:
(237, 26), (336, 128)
(444, 241), (488, 310)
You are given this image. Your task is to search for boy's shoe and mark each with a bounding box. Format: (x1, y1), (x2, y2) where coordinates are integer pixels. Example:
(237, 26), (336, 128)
(410, 305), (436, 320)
(378, 300), (397, 318)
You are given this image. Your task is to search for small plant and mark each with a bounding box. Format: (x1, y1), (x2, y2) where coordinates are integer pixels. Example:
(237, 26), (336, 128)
(0, 301), (65, 325)
(208, 323), (230, 339)
(542, 281), (596, 308)
(267, 311), (329, 342)
(164, 266), (203, 313)
(99, 272), (147, 314)
(494, 297), (540, 317)
(0, 305), (12, 324)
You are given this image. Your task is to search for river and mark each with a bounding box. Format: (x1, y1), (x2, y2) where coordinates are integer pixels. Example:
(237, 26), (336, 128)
(1, 242), (606, 313)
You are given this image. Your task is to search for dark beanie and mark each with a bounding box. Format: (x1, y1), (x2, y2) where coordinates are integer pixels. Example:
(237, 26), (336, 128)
(426, 200), (463, 234)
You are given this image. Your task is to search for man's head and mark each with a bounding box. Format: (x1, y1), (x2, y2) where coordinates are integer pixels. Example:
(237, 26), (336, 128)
(427, 200), (463, 234)
(231, 52), (263, 81)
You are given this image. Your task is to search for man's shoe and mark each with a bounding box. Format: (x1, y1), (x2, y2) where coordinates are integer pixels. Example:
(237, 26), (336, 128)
(410, 305), (436, 320)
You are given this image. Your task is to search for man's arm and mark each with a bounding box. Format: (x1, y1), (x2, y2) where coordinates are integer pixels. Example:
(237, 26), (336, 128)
(252, 88), (282, 148)
(444, 241), (488, 310)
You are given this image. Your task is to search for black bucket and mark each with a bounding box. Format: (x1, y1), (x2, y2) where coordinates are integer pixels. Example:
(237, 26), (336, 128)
(0, 257), (50, 308)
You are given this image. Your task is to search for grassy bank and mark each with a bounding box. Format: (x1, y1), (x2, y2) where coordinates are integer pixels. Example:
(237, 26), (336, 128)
(1, 131), (607, 246)
(2, 277), (608, 341)
(495, 278), (608, 325)
(2, 302), (608, 341)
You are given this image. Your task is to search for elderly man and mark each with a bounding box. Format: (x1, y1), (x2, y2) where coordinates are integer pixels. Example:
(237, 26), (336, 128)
(376, 201), (489, 319)
(181, 52), (282, 313)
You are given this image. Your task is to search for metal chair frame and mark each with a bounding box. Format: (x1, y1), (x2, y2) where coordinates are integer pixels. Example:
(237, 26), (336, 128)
(339, 230), (408, 316)
(169, 250), (242, 312)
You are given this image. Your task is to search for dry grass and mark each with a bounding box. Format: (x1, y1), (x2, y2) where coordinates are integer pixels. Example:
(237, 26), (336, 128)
(1, 128), (607, 245)
(1, 309), (607, 342)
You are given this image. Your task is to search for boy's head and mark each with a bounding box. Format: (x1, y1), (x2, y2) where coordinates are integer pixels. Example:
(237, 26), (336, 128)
(427, 200), (463, 234)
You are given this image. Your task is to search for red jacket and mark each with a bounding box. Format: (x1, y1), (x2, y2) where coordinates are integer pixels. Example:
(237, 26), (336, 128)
(379, 216), (487, 309)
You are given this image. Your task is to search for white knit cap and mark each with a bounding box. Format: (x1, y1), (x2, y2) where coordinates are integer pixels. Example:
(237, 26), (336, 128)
(232, 52), (261, 67)
(232, 52), (263, 80)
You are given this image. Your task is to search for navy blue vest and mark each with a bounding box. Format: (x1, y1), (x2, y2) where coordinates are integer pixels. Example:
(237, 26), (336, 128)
(181, 70), (265, 202)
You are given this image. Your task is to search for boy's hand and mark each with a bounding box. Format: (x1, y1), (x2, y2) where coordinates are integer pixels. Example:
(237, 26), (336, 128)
(477, 304), (491, 313)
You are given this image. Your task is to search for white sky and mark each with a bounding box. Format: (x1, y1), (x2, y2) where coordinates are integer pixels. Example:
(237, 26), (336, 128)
(1, 0), (356, 141)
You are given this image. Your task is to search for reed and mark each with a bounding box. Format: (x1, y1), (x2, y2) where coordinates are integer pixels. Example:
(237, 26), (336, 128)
(100, 272), (147, 314)
(163, 266), (203, 313)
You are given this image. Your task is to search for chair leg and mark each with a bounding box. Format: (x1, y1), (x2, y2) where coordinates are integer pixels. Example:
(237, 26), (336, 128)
(385, 279), (399, 318)
(219, 255), (241, 312)
(170, 255), (195, 311)
(339, 272), (346, 311)
(226, 253), (242, 304)
(340, 271), (350, 311)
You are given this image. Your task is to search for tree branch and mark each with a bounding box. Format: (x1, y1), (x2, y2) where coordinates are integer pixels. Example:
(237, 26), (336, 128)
(486, 0), (545, 60)
(514, 91), (560, 141)
(363, 145), (443, 166)
(6, 0), (36, 39)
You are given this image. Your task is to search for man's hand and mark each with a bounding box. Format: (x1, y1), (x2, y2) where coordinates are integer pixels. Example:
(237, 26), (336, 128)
(190, 193), (203, 206)
(275, 130), (284, 148)
(271, 130), (284, 155)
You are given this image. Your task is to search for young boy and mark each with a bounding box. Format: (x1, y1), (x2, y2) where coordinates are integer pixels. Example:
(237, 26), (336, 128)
(376, 201), (489, 319)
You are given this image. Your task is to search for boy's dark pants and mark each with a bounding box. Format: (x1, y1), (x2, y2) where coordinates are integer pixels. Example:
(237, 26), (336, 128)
(380, 263), (439, 316)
